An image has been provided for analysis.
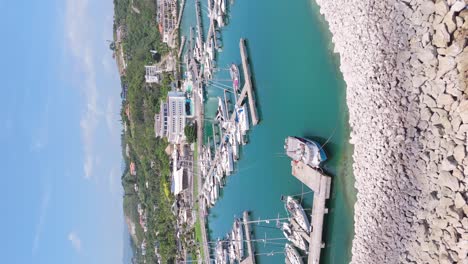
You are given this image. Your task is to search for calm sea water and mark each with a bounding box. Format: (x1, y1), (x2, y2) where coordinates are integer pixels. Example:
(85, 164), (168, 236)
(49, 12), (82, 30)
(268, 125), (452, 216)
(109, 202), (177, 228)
(181, 1), (356, 263)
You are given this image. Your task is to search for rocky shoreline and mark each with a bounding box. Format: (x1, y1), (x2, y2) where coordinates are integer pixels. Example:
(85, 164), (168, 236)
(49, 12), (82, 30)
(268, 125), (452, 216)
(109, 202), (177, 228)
(314, 0), (467, 263)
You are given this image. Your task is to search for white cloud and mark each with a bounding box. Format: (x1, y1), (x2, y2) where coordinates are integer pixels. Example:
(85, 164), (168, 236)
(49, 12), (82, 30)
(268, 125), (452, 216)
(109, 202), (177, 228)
(32, 185), (52, 255)
(31, 140), (45, 152)
(105, 98), (114, 132)
(83, 155), (94, 179)
(67, 231), (82, 252)
(65, 0), (100, 179)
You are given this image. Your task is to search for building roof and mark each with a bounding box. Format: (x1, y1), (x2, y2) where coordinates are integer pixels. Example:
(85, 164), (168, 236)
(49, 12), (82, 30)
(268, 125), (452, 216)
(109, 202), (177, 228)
(130, 162), (136, 176)
(172, 168), (185, 195)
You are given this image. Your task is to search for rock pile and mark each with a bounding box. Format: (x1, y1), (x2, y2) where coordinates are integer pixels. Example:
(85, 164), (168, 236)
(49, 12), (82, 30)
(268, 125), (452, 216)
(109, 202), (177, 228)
(314, 0), (467, 263)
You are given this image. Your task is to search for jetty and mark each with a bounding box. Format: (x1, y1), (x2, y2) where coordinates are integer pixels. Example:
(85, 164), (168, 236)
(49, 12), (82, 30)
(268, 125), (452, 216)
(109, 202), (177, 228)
(235, 39), (259, 125)
(205, 38), (259, 180)
(240, 211), (256, 264)
(175, 0), (185, 32)
(195, 0), (204, 46)
(290, 161), (331, 264)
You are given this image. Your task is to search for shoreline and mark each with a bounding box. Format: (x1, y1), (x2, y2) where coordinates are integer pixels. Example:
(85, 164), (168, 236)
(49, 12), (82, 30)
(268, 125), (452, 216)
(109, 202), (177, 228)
(314, 0), (467, 263)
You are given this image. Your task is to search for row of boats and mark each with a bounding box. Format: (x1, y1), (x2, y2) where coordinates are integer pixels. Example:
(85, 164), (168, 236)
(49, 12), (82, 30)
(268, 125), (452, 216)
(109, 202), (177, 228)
(212, 196), (310, 264)
(202, 0), (229, 79)
(215, 218), (245, 264)
(205, 135), (327, 263)
(199, 63), (250, 210)
(281, 196), (311, 264)
(208, 0), (227, 28)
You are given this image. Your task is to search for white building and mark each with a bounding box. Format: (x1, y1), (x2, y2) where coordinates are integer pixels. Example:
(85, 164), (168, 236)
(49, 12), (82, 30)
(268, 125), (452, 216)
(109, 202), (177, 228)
(145, 65), (161, 83)
(154, 91), (187, 144)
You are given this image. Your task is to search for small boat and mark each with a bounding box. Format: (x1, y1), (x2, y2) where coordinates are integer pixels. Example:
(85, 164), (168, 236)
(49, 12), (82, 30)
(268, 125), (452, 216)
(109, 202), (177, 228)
(285, 243), (304, 264)
(209, 186), (216, 206)
(283, 196), (310, 233)
(215, 97), (228, 129)
(217, 14), (225, 27)
(229, 63), (240, 93)
(215, 166), (223, 184)
(281, 222), (307, 251)
(221, 142), (234, 175)
(215, 239), (228, 264)
(228, 233), (236, 263)
(236, 104), (250, 136)
(213, 183), (219, 201)
(229, 133), (239, 160)
(220, 0), (226, 14)
(284, 136), (327, 168)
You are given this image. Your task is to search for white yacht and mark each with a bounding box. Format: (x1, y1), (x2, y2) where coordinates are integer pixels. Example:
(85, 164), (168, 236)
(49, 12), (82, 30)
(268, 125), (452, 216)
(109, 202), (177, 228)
(285, 243), (304, 264)
(284, 136), (327, 168)
(284, 196), (310, 234)
(281, 222), (307, 251)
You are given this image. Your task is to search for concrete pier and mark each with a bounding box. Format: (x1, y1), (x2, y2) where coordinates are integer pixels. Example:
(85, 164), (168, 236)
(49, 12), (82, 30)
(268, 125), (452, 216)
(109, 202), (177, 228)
(290, 161), (331, 264)
(175, 0), (185, 32)
(237, 39), (259, 126)
(206, 38), (259, 181)
(240, 211), (256, 264)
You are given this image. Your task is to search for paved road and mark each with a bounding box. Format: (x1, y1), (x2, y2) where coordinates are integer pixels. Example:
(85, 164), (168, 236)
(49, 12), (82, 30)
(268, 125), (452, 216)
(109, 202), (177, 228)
(194, 76), (210, 263)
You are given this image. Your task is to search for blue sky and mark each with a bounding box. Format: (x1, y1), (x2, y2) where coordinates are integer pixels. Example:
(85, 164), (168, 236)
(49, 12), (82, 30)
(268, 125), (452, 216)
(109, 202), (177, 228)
(1, 0), (126, 263)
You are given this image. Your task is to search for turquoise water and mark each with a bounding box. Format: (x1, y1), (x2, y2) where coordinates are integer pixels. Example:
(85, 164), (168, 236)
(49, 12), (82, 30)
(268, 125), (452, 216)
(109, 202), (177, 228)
(181, 0), (356, 263)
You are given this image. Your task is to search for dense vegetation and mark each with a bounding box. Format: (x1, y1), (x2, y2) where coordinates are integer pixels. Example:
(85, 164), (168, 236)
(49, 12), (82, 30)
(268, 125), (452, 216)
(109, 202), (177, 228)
(184, 123), (197, 143)
(114, 0), (177, 262)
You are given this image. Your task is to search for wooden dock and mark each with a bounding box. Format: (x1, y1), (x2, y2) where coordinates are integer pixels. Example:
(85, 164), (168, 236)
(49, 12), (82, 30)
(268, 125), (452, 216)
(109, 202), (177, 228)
(291, 161), (331, 264)
(240, 211), (256, 264)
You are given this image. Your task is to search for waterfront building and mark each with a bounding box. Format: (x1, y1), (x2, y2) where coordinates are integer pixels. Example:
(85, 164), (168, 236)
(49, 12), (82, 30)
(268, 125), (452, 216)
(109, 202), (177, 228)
(167, 92), (187, 144)
(154, 91), (187, 144)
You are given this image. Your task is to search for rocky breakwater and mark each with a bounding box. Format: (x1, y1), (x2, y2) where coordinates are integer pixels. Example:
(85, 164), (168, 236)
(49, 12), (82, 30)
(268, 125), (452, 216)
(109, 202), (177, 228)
(314, 0), (467, 263)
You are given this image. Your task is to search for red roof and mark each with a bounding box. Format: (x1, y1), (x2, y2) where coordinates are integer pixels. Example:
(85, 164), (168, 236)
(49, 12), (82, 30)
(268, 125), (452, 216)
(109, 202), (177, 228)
(130, 162), (136, 176)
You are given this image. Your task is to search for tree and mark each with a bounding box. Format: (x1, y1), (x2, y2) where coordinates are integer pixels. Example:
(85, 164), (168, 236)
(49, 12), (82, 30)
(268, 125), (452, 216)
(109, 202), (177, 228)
(109, 41), (116, 51)
(184, 123), (197, 143)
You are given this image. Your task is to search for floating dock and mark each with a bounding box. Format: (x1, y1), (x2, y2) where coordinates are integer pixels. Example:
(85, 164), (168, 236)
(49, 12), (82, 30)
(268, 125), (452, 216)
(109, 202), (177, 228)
(240, 211), (256, 264)
(290, 161), (331, 264)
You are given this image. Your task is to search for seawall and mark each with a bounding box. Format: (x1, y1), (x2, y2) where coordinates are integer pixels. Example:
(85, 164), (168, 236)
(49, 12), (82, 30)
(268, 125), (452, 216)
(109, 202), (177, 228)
(313, 0), (467, 263)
